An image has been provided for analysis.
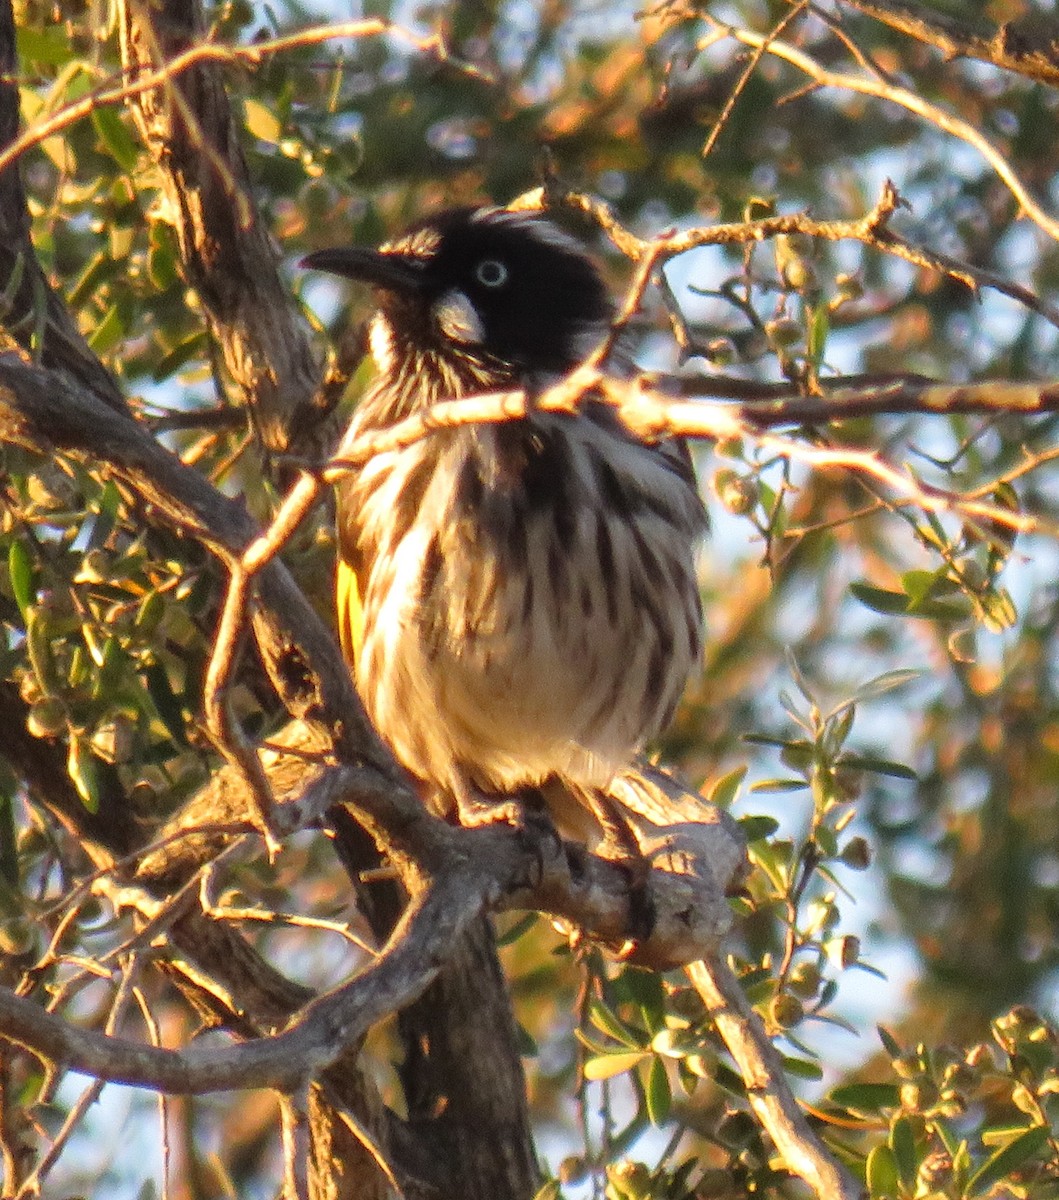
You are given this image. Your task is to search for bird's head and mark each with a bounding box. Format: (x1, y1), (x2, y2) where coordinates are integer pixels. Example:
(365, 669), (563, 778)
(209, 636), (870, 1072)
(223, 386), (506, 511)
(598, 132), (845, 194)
(302, 207), (612, 392)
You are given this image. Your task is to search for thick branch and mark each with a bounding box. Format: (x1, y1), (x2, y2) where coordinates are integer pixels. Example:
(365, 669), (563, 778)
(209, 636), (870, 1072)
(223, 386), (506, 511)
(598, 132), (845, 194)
(117, 0), (324, 456)
(322, 369), (1058, 537)
(1, 790), (743, 1091)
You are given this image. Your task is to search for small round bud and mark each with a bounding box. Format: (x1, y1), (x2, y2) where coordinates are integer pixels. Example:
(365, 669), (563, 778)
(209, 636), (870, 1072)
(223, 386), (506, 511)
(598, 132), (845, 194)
(606, 1160), (651, 1200)
(717, 1110), (757, 1148)
(788, 960), (822, 999)
(559, 1156), (586, 1184)
(959, 560), (987, 590)
(27, 697), (66, 739)
(824, 934), (861, 969)
(712, 470), (758, 516)
(900, 1080), (938, 1112)
(965, 1042), (994, 1070)
(769, 993), (804, 1029)
(765, 318), (801, 348)
(704, 337), (736, 366)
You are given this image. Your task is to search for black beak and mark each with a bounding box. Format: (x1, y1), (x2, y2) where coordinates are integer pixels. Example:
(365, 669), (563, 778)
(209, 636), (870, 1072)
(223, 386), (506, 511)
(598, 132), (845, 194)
(300, 246), (426, 294)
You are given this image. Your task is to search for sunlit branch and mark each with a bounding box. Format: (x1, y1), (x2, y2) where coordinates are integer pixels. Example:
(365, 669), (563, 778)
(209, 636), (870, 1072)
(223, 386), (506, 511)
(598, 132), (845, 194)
(701, 0), (810, 159)
(836, 0), (1059, 87)
(688, 957), (862, 1200)
(518, 181), (1059, 329)
(320, 370), (1059, 538)
(716, 20), (1059, 248)
(0, 19), (491, 180)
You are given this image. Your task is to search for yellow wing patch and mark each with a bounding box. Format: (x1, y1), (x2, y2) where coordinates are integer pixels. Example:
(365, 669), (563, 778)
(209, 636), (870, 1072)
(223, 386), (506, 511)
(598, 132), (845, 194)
(336, 557), (365, 666)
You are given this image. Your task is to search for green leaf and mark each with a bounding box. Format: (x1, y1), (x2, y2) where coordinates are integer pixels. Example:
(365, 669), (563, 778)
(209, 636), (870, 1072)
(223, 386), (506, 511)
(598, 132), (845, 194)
(965, 1125), (1049, 1197)
(16, 25), (70, 65)
(644, 1055), (671, 1125)
(153, 331), (209, 381)
(900, 568), (940, 606)
(588, 1001), (643, 1049)
(829, 1082), (901, 1114)
(748, 838), (792, 891)
(815, 824), (838, 858)
(68, 735), (101, 813)
(840, 755), (918, 780)
(865, 1143), (899, 1198)
(743, 733), (796, 748)
(245, 98), (283, 144)
(850, 668), (922, 703)
(877, 1026), (903, 1058)
(750, 778), (808, 794)
(25, 607), (58, 694)
(496, 913), (536, 946)
(618, 967), (666, 1034)
(8, 540), (34, 617)
(708, 765), (746, 808)
(807, 302), (829, 370)
(739, 814), (780, 842)
(0, 788), (18, 887)
(583, 1051), (647, 1081)
(931, 1117), (960, 1157)
(68, 251), (115, 310)
(87, 302), (128, 355)
(851, 581), (967, 621)
(850, 582), (909, 616)
(781, 1054), (823, 1081)
(889, 1114), (918, 1189)
(144, 662), (187, 745)
(148, 224), (181, 291)
(92, 107), (139, 172)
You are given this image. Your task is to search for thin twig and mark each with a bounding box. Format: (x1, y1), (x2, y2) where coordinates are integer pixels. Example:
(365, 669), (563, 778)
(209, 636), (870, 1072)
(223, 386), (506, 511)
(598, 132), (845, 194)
(318, 369), (1059, 538)
(0, 20), (491, 180)
(714, 20), (1059, 247)
(702, 0), (810, 158)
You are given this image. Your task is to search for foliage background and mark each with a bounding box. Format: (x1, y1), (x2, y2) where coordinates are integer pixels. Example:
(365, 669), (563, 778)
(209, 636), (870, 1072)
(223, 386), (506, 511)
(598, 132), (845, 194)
(2, 0), (1059, 1196)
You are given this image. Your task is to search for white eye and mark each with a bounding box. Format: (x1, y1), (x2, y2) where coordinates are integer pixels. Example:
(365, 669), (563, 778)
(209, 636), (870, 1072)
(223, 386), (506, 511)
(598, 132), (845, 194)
(474, 259), (508, 287)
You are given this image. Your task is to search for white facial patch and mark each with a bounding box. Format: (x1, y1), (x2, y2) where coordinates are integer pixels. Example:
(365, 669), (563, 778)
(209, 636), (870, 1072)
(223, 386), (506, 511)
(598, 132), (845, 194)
(368, 313), (397, 373)
(433, 288), (485, 346)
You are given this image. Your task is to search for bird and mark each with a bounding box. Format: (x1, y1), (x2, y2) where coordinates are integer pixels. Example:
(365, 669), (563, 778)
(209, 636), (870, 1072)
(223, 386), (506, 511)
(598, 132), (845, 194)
(302, 205), (706, 854)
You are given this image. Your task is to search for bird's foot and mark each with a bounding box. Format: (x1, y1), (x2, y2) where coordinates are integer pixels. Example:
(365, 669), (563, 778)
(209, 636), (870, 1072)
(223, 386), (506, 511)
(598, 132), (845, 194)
(456, 789), (562, 886)
(590, 801), (656, 949)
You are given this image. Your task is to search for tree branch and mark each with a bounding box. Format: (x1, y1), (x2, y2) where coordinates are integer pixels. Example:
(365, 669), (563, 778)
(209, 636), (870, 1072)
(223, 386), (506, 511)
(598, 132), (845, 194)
(710, 20), (1059, 254)
(838, 0), (1059, 88)
(1, 782), (743, 1089)
(317, 368), (1058, 538)
(118, 0), (325, 457)
(518, 181), (1059, 329)
(688, 956), (861, 1200)
(0, 0), (128, 412)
